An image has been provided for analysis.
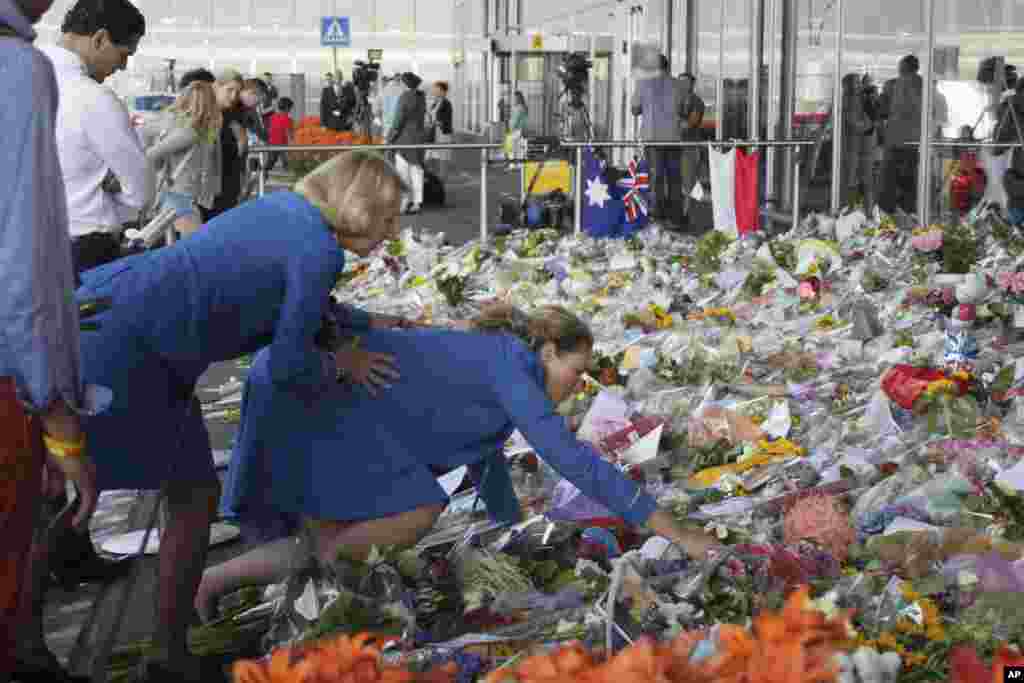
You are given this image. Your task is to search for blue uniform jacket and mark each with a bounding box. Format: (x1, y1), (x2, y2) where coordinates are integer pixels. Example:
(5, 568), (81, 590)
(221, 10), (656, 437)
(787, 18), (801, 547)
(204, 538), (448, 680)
(74, 192), (370, 490)
(221, 328), (658, 533)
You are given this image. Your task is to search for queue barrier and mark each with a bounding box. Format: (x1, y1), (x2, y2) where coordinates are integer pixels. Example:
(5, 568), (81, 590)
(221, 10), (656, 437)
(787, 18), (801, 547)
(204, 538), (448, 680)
(558, 139), (818, 235)
(250, 142), (502, 242)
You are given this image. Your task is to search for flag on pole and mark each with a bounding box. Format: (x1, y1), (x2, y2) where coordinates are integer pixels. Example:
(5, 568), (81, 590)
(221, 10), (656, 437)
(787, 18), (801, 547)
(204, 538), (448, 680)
(617, 155), (651, 232)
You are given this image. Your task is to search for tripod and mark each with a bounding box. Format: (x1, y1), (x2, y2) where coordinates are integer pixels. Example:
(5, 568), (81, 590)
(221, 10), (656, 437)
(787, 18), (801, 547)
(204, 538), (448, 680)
(558, 88), (594, 143)
(352, 89), (374, 138)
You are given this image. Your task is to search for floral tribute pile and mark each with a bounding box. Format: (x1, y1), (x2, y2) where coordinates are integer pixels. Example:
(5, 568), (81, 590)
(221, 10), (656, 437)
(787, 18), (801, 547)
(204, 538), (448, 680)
(169, 205), (1024, 683)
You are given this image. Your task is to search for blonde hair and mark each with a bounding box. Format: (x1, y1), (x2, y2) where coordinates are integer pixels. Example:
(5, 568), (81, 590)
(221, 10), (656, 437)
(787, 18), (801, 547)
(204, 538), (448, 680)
(168, 81), (223, 134)
(295, 151), (407, 237)
(215, 68), (244, 85)
(472, 304), (593, 354)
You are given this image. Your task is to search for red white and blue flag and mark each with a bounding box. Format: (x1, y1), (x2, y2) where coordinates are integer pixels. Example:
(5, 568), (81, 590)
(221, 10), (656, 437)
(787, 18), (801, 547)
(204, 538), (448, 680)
(618, 156), (650, 223)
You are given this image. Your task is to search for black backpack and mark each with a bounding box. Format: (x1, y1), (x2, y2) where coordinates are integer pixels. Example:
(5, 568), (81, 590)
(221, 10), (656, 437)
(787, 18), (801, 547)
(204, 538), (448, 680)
(423, 169), (446, 207)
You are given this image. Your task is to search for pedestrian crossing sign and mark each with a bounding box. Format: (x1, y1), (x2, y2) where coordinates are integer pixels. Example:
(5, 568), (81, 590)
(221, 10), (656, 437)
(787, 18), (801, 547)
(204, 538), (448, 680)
(321, 16), (351, 47)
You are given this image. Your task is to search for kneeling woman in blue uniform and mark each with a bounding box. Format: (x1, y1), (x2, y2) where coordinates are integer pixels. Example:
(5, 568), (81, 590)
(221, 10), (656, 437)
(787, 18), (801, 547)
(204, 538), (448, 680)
(68, 152), (410, 682)
(200, 304), (719, 619)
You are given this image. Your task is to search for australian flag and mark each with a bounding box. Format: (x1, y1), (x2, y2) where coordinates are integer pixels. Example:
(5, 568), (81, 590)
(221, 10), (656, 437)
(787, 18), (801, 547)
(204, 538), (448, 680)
(581, 147), (623, 238)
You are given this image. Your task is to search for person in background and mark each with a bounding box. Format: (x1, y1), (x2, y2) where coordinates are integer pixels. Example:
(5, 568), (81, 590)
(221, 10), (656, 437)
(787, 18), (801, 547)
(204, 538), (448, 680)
(336, 69), (357, 131)
(235, 78), (271, 201)
(179, 67), (214, 91)
(389, 72), (427, 215)
(877, 55), (923, 215)
(264, 97), (294, 178)
(632, 54), (685, 227)
(37, 0), (151, 600)
(200, 68), (244, 222)
(68, 152), (409, 682)
(141, 82), (223, 238)
(678, 72), (705, 229)
(320, 72), (343, 131)
(507, 90), (528, 165)
(260, 71), (278, 132)
(200, 305), (722, 625)
(381, 72), (406, 139)
(425, 80), (454, 179)
(41, 0), (151, 276)
(0, 1), (106, 680)
(838, 73), (874, 209)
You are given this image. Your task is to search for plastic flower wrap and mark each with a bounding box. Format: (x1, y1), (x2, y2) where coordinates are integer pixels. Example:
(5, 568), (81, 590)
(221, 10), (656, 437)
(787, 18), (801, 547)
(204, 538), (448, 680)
(911, 228), (944, 253)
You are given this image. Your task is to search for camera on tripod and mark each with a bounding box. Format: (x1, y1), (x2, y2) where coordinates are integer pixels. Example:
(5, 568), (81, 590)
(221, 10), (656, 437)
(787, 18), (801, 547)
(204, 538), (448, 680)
(558, 52), (592, 105)
(352, 60), (380, 94)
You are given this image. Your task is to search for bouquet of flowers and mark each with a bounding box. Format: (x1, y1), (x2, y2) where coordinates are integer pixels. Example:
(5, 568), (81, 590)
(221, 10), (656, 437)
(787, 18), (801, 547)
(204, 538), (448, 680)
(996, 270), (1024, 305)
(911, 226), (944, 254)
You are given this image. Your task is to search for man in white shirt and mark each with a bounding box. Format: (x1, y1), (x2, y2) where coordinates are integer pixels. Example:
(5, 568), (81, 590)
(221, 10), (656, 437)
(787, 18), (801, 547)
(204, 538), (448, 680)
(41, 0), (151, 277)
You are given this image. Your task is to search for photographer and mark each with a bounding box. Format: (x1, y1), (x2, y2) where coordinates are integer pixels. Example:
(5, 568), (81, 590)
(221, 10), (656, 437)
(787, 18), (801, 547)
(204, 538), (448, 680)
(338, 71), (357, 131)
(350, 60), (380, 135)
(557, 53), (591, 142)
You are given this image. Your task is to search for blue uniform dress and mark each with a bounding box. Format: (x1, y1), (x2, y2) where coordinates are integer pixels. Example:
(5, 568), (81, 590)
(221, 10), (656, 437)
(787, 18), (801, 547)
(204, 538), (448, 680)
(75, 192), (369, 491)
(220, 329), (658, 537)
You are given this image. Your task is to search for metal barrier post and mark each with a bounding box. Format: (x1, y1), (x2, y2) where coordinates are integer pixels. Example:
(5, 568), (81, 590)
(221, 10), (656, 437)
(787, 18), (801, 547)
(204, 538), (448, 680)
(258, 151), (267, 197)
(574, 145), (583, 234)
(480, 147), (488, 243)
(792, 159), (801, 228)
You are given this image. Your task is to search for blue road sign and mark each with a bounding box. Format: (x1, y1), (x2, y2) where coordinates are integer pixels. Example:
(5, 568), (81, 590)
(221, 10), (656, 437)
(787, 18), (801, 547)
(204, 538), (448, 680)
(321, 16), (351, 47)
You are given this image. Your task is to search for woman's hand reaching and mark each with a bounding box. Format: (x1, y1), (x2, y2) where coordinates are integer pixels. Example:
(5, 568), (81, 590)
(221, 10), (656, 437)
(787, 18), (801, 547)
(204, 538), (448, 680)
(334, 346), (400, 396)
(370, 314), (419, 329)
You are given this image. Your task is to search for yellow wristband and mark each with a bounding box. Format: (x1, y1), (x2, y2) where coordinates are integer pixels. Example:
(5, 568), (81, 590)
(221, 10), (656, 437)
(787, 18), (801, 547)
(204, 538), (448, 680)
(43, 434), (86, 459)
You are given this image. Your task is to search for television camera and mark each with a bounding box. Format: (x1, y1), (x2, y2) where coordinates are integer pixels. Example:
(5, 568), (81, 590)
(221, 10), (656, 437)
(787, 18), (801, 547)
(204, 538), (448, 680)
(557, 52), (592, 106)
(352, 59), (381, 95)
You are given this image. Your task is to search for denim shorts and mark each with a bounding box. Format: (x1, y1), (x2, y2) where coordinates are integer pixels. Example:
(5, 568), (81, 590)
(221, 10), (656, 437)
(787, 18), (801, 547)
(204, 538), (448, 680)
(1009, 207), (1024, 226)
(159, 191), (198, 220)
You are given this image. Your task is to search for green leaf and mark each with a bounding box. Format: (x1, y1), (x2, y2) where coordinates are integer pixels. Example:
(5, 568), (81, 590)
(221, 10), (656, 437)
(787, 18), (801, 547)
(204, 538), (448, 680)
(992, 365), (1017, 396)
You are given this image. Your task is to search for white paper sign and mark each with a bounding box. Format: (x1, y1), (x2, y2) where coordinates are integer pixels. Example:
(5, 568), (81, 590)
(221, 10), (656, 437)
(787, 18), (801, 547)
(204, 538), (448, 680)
(438, 466), (468, 496)
(620, 424), (664, 465)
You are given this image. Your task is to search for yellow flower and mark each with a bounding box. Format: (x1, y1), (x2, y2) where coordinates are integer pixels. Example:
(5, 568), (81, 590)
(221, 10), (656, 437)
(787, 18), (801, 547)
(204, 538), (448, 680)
(877, 632), (900, 650)
(926, 626), (946, 642)
(900, 584), (921, 602)
(894, 618), (918, 634)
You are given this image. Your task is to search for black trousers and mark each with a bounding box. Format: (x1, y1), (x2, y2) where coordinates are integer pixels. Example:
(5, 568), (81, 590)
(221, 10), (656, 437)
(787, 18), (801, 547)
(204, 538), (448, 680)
(71, 232), (121, 278)
(878, 147), (919, 215)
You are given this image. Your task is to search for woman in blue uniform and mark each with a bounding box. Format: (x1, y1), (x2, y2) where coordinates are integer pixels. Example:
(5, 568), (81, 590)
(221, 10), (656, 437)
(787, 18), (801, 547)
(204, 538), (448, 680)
(198, 304), (719, 620)
(67, 152), (408, 683)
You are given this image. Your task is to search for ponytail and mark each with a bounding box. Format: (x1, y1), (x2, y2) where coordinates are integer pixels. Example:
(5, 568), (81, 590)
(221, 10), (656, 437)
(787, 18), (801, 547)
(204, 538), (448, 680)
(472, 304), (593, 354)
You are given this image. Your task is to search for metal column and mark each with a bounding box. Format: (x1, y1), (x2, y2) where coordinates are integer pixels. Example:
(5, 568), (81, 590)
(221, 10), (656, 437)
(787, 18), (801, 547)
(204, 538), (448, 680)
(749, 0), (764, 141)
(589, 35), (597, 132)
(662, 0), (674, 73)
(779, 0), (797, 209)
(765, 0), (780, 203)
(829, 0), (844, 213)
(917, 0), (935, 226)
(716, 0), (726, 141)
(685, 0), (698, 74)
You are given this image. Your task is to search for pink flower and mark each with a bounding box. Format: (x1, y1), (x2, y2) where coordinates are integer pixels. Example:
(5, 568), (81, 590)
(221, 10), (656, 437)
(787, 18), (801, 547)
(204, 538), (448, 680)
(912, 230), (943, 252)
(998, 272), (1014, 290)
(798, 282), (817, 300)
